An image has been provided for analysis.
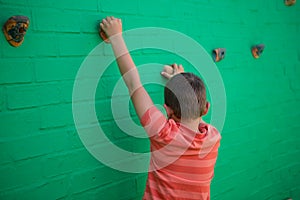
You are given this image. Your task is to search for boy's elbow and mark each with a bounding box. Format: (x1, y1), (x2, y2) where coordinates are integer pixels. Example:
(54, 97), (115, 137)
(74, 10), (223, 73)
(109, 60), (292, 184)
(121, 70), (142, 95)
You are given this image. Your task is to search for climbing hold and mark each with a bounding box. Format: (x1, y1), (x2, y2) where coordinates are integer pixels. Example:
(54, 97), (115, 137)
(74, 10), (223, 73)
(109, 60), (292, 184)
(251, 44), (265, 59)
(2, 15), (30, 47)
(285, 0), (296, 6)
(99, 27), (110, 43)
(212, 48), (226, 62)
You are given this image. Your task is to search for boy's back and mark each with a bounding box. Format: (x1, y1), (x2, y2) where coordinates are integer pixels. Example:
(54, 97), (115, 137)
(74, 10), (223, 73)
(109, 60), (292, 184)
(141, 106), (221, 200)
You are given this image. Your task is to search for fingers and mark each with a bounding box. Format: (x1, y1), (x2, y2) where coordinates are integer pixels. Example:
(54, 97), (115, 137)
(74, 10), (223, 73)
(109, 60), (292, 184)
(172, 63), (179, 73)
(107, 16), (114, 21)
(101, 16), (122, 32)
(102, 18), (108, 25)
(100, 16), (122, 39)
(161, 71), (173, 79)
(178, 64), (184, 73)
(171, 63), (184, 73)
(161, 63), (185, 79)
(161, 64), (178, 80)
(100, 22), (104, 29)
(102, 16), (119, 24)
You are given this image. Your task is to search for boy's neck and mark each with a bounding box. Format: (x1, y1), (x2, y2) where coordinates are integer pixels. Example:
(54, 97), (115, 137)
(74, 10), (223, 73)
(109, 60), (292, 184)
(173, 116), (202, 133)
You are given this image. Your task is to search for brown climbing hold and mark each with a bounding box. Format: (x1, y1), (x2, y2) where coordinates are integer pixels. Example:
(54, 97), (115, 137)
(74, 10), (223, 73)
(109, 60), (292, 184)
(251, 44), (265, 59)
(285, 0), (296, 6)
(212, 48), (226, 62)
(99, 27), (110, 43)
(2, 15), (30, 47)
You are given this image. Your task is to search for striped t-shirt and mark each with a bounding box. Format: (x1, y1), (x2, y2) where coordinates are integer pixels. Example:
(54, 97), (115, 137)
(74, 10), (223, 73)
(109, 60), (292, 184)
(141, 106), (221, 200)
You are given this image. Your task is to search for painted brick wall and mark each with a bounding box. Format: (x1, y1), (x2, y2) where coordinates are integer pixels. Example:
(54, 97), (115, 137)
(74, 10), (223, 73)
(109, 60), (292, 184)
(0, 0), (300, 199)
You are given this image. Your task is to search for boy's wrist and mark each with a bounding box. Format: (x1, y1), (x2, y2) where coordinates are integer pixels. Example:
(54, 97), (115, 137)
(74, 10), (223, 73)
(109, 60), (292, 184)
(109, 33), (124, 45)
(109, 33), (128, 58)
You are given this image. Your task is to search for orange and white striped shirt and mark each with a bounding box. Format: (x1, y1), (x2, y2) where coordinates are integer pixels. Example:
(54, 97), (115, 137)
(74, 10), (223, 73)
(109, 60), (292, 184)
(141, 106), (221, 200)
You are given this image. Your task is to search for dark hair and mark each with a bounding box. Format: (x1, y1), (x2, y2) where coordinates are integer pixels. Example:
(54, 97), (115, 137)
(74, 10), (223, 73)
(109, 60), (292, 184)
(164, 73), (206, 119)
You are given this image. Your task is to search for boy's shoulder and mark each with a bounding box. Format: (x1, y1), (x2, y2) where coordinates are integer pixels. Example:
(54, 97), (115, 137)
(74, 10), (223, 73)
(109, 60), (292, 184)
(200, 120), (221, 140)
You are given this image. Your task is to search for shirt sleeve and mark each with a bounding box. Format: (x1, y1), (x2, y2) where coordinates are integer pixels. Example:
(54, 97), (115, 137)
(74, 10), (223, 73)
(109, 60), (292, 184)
(140, 106), (167, 137)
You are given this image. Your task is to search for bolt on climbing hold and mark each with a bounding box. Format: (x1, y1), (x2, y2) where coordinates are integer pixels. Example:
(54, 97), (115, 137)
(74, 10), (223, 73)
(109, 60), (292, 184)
(251, 44), (265, 59)
(285, 0), (296, 6)
(212, 48), (226, 62)
(2, 15), (30, 47)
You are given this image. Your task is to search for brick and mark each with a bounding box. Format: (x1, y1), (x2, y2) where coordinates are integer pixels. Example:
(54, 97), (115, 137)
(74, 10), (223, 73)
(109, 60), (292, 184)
(66, 127), (86, 149)
(63, 77), (102, 103)
(94, 99), (113, 121)
(0, 87), (4, 111)
(99, 76), (125, 97)
(0, 5), (31, 24)
(27, 0), (98, 11)
(68, 75), (111, 103)
(26, 176), (69, 200)
(2, 33), (59, 58)
(95, 97), (132, 121)
(80, 13), (103, 33)
(211, 0), (260, 12)
(0, 0), (28, 7)
(0, 109), (40, 138)
(248, 182), (285, 200)
(0, 142), (13, 165)
(99, 121), (120, 140)
(286, 64), (300, 91)
(135, 174), (147, 195)
(0, 176), (69, 200)
(60, 81), (74, 103)
(109, 118), (147, 140)
(0, 129), (71, 162)
(99, 0), (138, 15)
(210, 23), (250, 39)
(34, 57), (81, 82)
(69, 190), (94, 200)
(173, 1), (212, 20)
(122, 16), (164, 30)
(94, 178), (137, 199)
(0, 59), (33, 84)
(72, 101), (100, 126)
(0, 158), (43, 191)
(81, 123), (112, 146)
(70, 166), (132, 194)
(39, 104), (73, 129)
(42, 149), (100, 178)
(209, 8), (245, 25)
(138, 0), (174, 17)
(32, 8), (80, 33)
(130, 136), (150, 154)
(6, 83), (61, 110)
(57, 34), (100, 56)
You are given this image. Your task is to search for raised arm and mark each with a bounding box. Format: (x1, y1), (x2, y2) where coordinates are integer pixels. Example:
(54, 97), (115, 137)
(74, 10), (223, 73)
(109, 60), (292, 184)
(100, 17), (154, 119)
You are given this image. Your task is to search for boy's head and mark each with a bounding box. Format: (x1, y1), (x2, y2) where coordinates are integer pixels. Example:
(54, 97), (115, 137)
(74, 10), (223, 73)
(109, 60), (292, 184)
(164, 73), (208, 120)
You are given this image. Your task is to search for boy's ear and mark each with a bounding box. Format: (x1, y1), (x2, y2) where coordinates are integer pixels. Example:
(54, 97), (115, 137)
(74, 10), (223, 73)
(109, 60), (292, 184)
(201, 102), (210, 116)
(164, 104), (173, 118)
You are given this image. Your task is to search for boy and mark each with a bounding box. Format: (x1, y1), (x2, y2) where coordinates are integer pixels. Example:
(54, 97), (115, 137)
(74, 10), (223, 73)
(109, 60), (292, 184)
(100, 16), (221, 200)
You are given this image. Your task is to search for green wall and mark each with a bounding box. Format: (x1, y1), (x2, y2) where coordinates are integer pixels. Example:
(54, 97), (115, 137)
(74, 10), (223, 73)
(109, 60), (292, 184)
(1, 0), (300, 199)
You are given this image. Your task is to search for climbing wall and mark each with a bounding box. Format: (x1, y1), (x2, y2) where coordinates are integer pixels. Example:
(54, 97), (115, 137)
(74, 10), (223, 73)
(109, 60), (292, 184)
(0, 0), (300, 199)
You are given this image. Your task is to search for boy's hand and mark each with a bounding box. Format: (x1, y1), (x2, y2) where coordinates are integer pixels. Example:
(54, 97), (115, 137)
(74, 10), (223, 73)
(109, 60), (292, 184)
(161, 63), (184, 79)
(100, 16), (122, 39)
